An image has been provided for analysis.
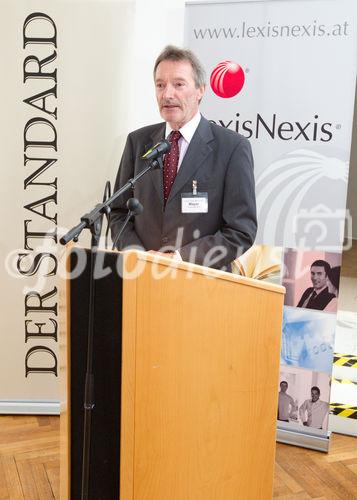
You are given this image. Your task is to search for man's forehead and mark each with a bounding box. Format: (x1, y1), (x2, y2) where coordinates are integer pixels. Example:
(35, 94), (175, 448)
(311, 266), (325, 272)
(155, 60), (194, 79)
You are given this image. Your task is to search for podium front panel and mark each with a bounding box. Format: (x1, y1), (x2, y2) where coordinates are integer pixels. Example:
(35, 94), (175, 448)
(120, 253), (285, 500)
(61, 248), (122, 500)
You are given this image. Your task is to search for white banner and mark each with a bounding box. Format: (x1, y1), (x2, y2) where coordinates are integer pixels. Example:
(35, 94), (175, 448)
(0, 0), (185, 412)
(185, 0), (357, 448)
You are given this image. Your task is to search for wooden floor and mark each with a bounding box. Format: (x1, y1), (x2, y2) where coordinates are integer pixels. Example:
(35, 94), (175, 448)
(0, 416), (356, 499)
(274, 437), (357, 499)
(0, 416), (59, 500)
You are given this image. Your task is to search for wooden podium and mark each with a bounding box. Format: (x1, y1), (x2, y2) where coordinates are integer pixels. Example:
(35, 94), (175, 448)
(60, 249), (285, 500)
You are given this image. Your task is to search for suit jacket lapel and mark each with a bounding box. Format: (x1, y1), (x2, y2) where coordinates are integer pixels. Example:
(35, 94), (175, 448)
(146, 124), (166, 204)
(168, 117), (214, 203)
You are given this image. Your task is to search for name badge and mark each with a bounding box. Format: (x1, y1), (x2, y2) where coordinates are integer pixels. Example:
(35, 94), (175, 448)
(181, 192), (208, 213)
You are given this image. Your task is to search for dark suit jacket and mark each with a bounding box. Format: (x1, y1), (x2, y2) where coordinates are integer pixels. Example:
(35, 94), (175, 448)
(110, 116), (257, 270)
(297, 286), (335, 310)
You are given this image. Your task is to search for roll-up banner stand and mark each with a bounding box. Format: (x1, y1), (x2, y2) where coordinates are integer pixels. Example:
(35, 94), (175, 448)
(185, 0), (357, 451)
(0, 0), (185, 415)
(0, 1), (129, 415)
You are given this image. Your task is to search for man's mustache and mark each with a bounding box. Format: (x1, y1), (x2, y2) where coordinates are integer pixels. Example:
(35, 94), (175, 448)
(161, 100), (181, 107)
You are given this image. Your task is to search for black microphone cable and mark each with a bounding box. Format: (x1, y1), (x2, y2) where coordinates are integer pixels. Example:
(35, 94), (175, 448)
(111, 198), (143, 251)
(102, 181), (112, 250)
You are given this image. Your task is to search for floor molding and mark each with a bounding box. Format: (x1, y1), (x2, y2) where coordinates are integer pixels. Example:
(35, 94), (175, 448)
(0, 400), (60, 415)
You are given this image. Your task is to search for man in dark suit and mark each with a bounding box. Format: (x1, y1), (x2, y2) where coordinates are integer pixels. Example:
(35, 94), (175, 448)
(110, 45), (257, 271)
(297, 260), (335, 310)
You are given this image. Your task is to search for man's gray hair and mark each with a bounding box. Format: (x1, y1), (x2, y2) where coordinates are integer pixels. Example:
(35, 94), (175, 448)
(154, 45), (206, 88)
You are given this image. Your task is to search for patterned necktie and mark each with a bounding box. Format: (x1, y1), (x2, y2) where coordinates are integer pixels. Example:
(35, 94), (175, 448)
(163, 130), (181, 203)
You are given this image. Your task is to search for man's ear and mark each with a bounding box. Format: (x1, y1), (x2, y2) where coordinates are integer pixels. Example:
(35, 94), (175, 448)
(198, 84), (206, 104)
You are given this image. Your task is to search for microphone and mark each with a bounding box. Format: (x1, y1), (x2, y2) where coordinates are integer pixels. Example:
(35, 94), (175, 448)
(141, 140), (170, 161)
(111, 197), (143, 250)
(127, 197), (143, 215)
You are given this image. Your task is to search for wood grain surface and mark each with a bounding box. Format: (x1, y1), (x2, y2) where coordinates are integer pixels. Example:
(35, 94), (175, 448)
(121, 252), (284, 500)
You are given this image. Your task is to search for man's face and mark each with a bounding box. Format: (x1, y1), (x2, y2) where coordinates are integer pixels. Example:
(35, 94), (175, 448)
(311, 389), (320, 402)
(310, 266), (327, 290)
(280, 382), (288, 393)
(155, 59), (205, 130)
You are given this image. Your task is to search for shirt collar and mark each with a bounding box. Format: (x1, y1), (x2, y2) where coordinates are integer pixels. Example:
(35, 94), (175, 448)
(314, 286), (328, 296)
(165, 111), (201, 143)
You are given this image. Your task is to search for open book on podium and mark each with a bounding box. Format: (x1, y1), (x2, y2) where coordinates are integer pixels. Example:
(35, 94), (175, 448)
(60, 248), (285, 500)
(232, 244), (282, 283)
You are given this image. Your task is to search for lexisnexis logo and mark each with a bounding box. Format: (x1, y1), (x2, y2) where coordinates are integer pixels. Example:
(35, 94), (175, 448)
(210, 61), (245, 98)
(210, 113), (334, 142)
(209, 61), (336, 142)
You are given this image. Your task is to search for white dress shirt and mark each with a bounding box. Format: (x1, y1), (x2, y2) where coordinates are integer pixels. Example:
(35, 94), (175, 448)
(299, 399), (329, 429)
(165, 112), (201, 260)
(278, 392), (296, 421)
(165, 111), (201, 170)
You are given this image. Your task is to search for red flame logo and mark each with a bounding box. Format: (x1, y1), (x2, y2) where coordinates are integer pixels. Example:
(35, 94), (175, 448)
(210, 61), (245, 98)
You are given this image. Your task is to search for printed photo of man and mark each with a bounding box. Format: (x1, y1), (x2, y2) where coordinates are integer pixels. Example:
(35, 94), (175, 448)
(299, 386), (329, 430)
(277, 381), (297, 422)
(297, 260), (336, 310)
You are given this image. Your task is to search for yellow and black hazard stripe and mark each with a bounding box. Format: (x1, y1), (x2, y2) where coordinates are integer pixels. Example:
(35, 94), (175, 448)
(330, 403), (357, 419)
(332, 376), (357, 386)
(333, 353), (357, 368)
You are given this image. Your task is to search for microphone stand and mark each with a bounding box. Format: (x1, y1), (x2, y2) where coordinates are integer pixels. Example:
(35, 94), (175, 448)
(60, 157), (163, 246)
(60, 156), (163, 500)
